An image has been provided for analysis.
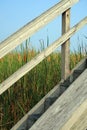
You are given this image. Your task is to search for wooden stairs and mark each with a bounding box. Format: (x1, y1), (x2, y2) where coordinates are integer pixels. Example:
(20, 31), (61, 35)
(0, 1), (87, 129)
(11, 58), (87, 130)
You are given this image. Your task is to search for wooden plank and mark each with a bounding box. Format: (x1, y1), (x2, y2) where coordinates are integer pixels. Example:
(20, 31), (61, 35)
(0, 17), (87, 95)
(29, 69), (87, 130)
(61, 9), (70, 80)
(11, 58), (87, 130)
(61, 99), (87, 130)
(0, 0), (79, 59)
(11, 83), (61, 130)
(70, 109), (87, 130)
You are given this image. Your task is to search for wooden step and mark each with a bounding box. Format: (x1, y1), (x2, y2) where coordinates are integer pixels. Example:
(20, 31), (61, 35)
(26, 114), (42, 129)
(11, 58), (87, 130)
(73, 69), (83, 80)
(44, 97), (57, 111)
(26, 97), (58, 129)
(29, 69), (87, 130)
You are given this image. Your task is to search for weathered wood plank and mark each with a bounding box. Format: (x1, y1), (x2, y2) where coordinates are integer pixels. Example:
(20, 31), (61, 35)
(11, 83), (61, 130)
(0, 0), (79, 59)
(70, 109), (87, 130)
(0, 17), (87, 95)
(61, 8), (70, 80)
(29, 69), (87, 130)
(61, 99), (87, 130)
(11, 58), (87, 130)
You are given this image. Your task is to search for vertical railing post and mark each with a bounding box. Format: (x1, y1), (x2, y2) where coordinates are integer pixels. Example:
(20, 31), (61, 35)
(61, 8), (70, 80)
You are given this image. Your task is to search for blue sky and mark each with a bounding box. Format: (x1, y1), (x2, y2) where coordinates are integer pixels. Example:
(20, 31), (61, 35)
(0, 0), (87, 51)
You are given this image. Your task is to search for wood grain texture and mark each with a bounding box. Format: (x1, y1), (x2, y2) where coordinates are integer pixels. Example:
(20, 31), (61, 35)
(29, 69), (87, 130)
(61, 8), (70, 80)
(11, 58), (87, 130)
(0, 0), (79, 59)
(61, 99), (87, 130)
(11, 83), (61, 130)
(0, 17), (87, 95)
(70, 109), (87, 130)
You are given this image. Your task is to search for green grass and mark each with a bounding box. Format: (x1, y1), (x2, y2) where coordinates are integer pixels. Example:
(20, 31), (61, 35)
(0, 39), (86, 130)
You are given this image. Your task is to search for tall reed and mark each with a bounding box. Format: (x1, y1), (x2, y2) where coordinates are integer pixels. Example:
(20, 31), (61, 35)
(0, 37), (86, 130)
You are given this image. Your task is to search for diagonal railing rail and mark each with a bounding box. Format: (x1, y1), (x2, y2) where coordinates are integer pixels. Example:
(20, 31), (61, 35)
(0, 17), (87, 95)
(0, 0), (79, 59)
(0, 0), (87, 96)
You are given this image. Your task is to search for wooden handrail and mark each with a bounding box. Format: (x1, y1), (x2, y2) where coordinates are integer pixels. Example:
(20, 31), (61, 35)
(1, 1), (87, 129)
(0, 17), (87, 95)
(0, 0), (79, 59)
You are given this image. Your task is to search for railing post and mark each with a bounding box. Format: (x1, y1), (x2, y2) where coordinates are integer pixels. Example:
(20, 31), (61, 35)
(61, 7), (70, 80)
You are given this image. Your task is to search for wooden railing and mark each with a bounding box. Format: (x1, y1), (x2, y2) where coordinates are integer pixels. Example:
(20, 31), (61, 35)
(0, 0), (87, 95)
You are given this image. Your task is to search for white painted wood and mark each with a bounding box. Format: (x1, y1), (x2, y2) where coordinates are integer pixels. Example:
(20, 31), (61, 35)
(0, 0), (79, 59)
(29, 69), (87, 130)
(0, 17), (87, 95)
